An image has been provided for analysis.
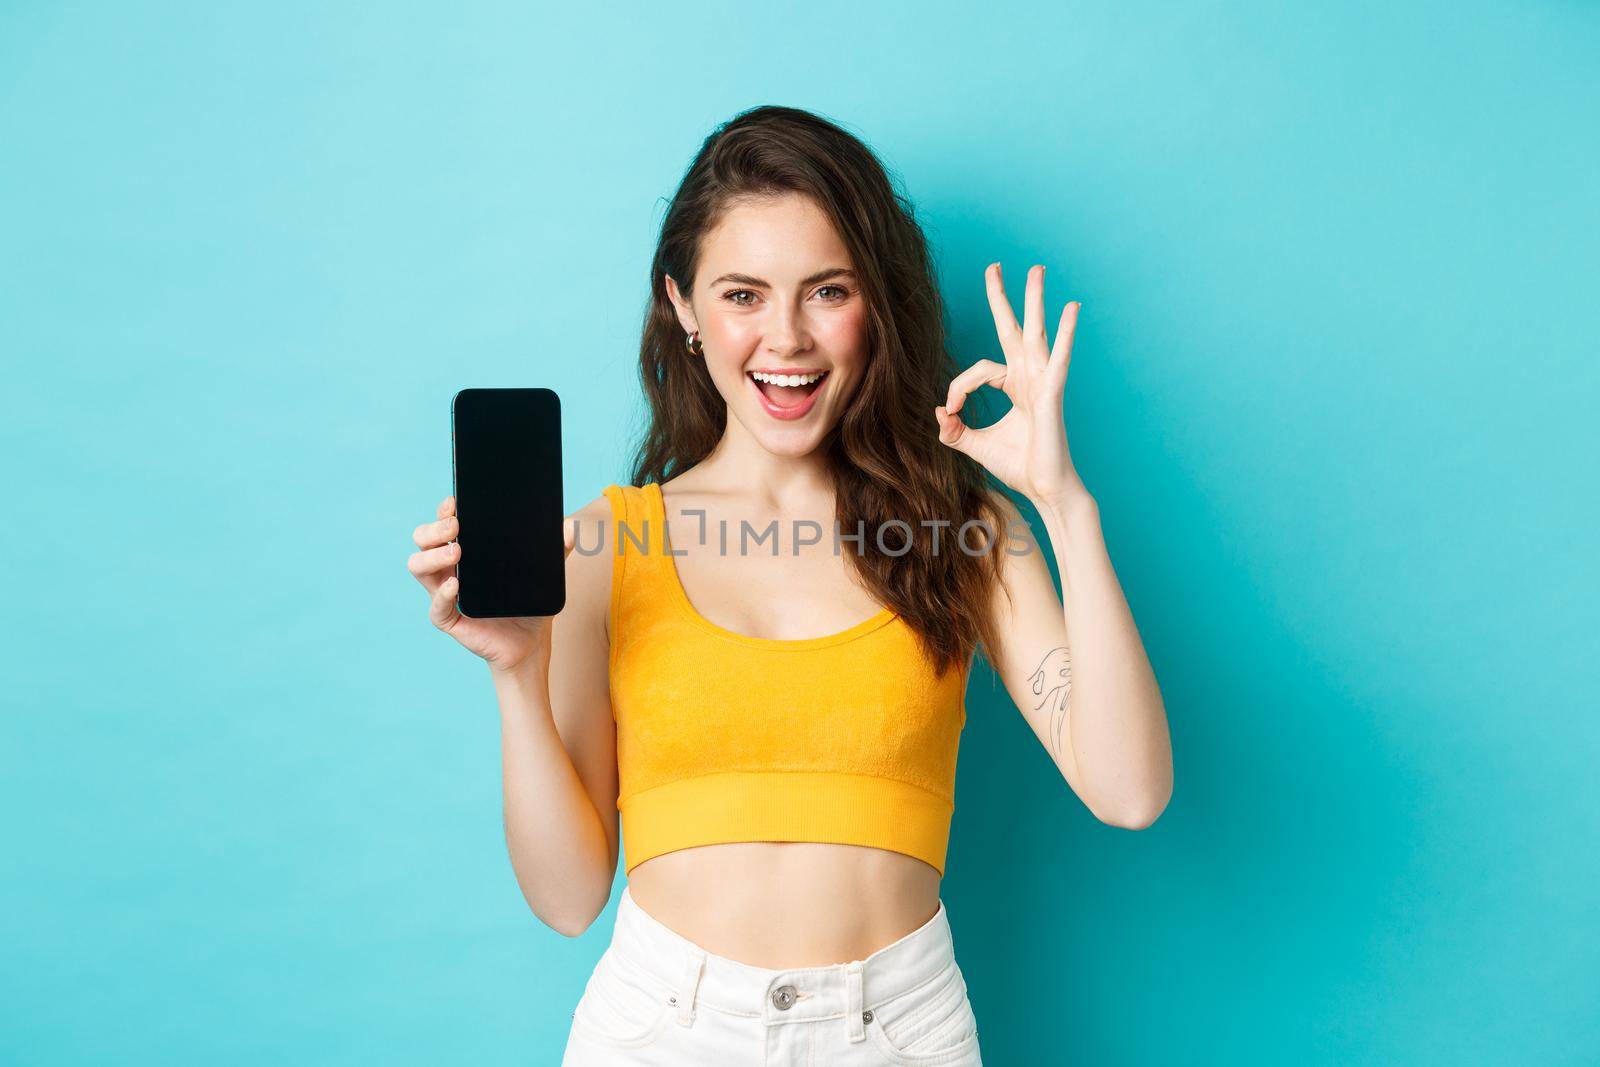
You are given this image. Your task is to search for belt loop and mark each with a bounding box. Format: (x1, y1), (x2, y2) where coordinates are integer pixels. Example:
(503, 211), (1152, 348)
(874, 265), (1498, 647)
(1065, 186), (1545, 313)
(675, 949), (706, 1027)
(846, 960), (865, 1043)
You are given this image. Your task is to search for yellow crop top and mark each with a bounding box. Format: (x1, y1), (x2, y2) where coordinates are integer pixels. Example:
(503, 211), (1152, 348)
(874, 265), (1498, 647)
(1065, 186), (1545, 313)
(602, 482), (971, 876)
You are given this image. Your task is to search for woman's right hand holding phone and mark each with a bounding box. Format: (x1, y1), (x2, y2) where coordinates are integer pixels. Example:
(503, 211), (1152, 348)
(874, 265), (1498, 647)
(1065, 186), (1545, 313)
(408, 494), (576, 675)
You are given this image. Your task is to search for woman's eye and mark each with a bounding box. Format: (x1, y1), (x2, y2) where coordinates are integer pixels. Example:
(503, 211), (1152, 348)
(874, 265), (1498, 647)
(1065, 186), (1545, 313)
(722, 285), (849, 306)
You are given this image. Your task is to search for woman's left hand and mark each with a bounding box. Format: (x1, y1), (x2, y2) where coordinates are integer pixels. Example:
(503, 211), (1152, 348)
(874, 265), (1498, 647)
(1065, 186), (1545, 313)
(935, 262), (1090, 508)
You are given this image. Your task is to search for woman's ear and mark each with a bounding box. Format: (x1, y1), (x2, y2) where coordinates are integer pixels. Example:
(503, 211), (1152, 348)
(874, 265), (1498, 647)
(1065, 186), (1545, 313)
(663, 274), (698, 335)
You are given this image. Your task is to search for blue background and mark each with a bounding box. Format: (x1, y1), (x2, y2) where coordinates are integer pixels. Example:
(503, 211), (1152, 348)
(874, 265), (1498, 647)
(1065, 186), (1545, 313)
(3, 2), (1596, 1064)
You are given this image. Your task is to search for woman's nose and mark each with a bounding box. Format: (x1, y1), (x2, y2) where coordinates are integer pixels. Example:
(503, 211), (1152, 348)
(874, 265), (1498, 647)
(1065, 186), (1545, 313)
(762, 305), (810, 354)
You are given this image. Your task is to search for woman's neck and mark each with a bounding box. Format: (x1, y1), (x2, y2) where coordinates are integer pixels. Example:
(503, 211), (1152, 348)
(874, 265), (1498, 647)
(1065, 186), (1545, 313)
(673, 422), (836, 510)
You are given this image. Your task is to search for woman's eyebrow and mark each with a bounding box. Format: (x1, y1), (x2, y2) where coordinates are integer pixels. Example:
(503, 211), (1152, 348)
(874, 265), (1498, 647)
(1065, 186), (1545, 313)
(708, 268), (856, 288)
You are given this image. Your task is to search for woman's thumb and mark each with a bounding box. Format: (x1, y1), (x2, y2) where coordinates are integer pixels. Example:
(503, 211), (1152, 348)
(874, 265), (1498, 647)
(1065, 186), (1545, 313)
(935, 406), (969, 452)
(562, 515), (579, 560)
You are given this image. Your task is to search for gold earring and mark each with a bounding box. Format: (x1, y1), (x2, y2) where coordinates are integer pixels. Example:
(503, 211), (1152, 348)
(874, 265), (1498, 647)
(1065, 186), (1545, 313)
(686, 330), (704, 356)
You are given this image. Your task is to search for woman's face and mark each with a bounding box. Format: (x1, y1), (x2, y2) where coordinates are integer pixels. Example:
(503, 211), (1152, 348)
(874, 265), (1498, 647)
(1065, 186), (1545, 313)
(666, 193), (870, 457)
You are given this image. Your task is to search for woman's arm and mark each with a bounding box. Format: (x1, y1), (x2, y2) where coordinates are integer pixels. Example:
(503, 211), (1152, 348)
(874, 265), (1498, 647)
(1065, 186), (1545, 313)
(491, 494), (622, 935)
(983, 486), (1172, 828)
(936, 262), (1171, 827)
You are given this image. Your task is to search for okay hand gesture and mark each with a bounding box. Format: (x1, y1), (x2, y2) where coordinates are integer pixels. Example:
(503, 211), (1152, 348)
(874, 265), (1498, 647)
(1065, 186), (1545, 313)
(935, 263), (1088, 508)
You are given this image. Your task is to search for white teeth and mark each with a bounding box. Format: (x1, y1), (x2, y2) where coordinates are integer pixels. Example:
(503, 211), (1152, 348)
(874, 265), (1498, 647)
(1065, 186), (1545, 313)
(750, 370), (826, 387)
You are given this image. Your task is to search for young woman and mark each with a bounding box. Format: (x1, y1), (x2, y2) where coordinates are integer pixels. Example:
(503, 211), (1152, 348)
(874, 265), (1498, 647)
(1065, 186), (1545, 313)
(407, 105), (1172, 1065)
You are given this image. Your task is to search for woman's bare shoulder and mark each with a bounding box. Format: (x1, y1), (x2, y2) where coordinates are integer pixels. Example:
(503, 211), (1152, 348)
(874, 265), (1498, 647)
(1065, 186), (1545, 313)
(563, 489), (622, 637)
(566, 488), (617, 525)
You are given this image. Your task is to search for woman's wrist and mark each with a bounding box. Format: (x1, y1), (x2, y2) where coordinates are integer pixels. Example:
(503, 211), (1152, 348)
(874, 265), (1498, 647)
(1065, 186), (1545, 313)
(1030, 478), (1097, 524)
(488, 639), (552, 690)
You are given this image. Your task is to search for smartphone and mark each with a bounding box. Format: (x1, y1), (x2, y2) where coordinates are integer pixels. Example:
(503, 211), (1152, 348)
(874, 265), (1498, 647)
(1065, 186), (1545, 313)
(450, 387), (565, 618)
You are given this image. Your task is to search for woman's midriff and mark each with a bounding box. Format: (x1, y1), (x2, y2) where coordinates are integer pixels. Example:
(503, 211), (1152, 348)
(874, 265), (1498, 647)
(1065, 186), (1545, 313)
(625, 840), (943, 968)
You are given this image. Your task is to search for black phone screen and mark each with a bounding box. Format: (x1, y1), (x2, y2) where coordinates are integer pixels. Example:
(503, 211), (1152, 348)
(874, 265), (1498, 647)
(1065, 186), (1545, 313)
(450, 387), (565, 618)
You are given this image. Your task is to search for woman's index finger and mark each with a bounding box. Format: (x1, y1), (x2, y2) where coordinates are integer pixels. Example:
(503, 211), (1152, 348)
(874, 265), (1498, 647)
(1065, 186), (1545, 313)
(984, 262), (1022, 340)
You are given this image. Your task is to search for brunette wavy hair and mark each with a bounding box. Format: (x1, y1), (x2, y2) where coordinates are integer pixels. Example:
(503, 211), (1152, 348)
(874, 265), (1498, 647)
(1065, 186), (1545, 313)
(629, 104), (1014, 677)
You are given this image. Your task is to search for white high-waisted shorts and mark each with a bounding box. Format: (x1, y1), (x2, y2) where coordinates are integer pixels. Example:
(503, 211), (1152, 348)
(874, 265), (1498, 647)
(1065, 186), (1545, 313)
(560, 884), (983, 1065)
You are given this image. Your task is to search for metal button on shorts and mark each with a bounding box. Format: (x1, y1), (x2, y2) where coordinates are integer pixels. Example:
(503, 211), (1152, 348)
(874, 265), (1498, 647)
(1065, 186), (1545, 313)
(771, 984), (797, 1010)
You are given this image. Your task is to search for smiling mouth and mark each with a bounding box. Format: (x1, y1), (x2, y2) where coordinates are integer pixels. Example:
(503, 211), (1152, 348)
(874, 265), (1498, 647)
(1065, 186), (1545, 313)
(747, 370), (829, 409)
